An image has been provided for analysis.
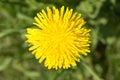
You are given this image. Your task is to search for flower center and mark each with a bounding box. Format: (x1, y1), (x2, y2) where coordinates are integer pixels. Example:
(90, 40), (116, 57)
(54, 33), (65, 41)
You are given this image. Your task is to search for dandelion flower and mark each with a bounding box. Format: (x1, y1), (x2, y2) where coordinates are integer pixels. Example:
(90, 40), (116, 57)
(26, 6), (91, 70)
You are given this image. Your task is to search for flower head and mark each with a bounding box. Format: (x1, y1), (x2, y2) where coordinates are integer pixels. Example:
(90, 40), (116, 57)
(26, 6), (91, 70)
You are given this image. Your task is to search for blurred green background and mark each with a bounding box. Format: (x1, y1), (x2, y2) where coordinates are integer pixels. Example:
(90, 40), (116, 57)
(0, 0), (120, 80)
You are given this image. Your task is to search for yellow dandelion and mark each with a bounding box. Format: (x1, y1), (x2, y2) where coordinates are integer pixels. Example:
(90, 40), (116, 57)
(26, 6), (91, 70)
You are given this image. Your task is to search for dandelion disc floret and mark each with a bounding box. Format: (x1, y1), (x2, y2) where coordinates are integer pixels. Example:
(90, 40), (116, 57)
(26, 6), (91, 70)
